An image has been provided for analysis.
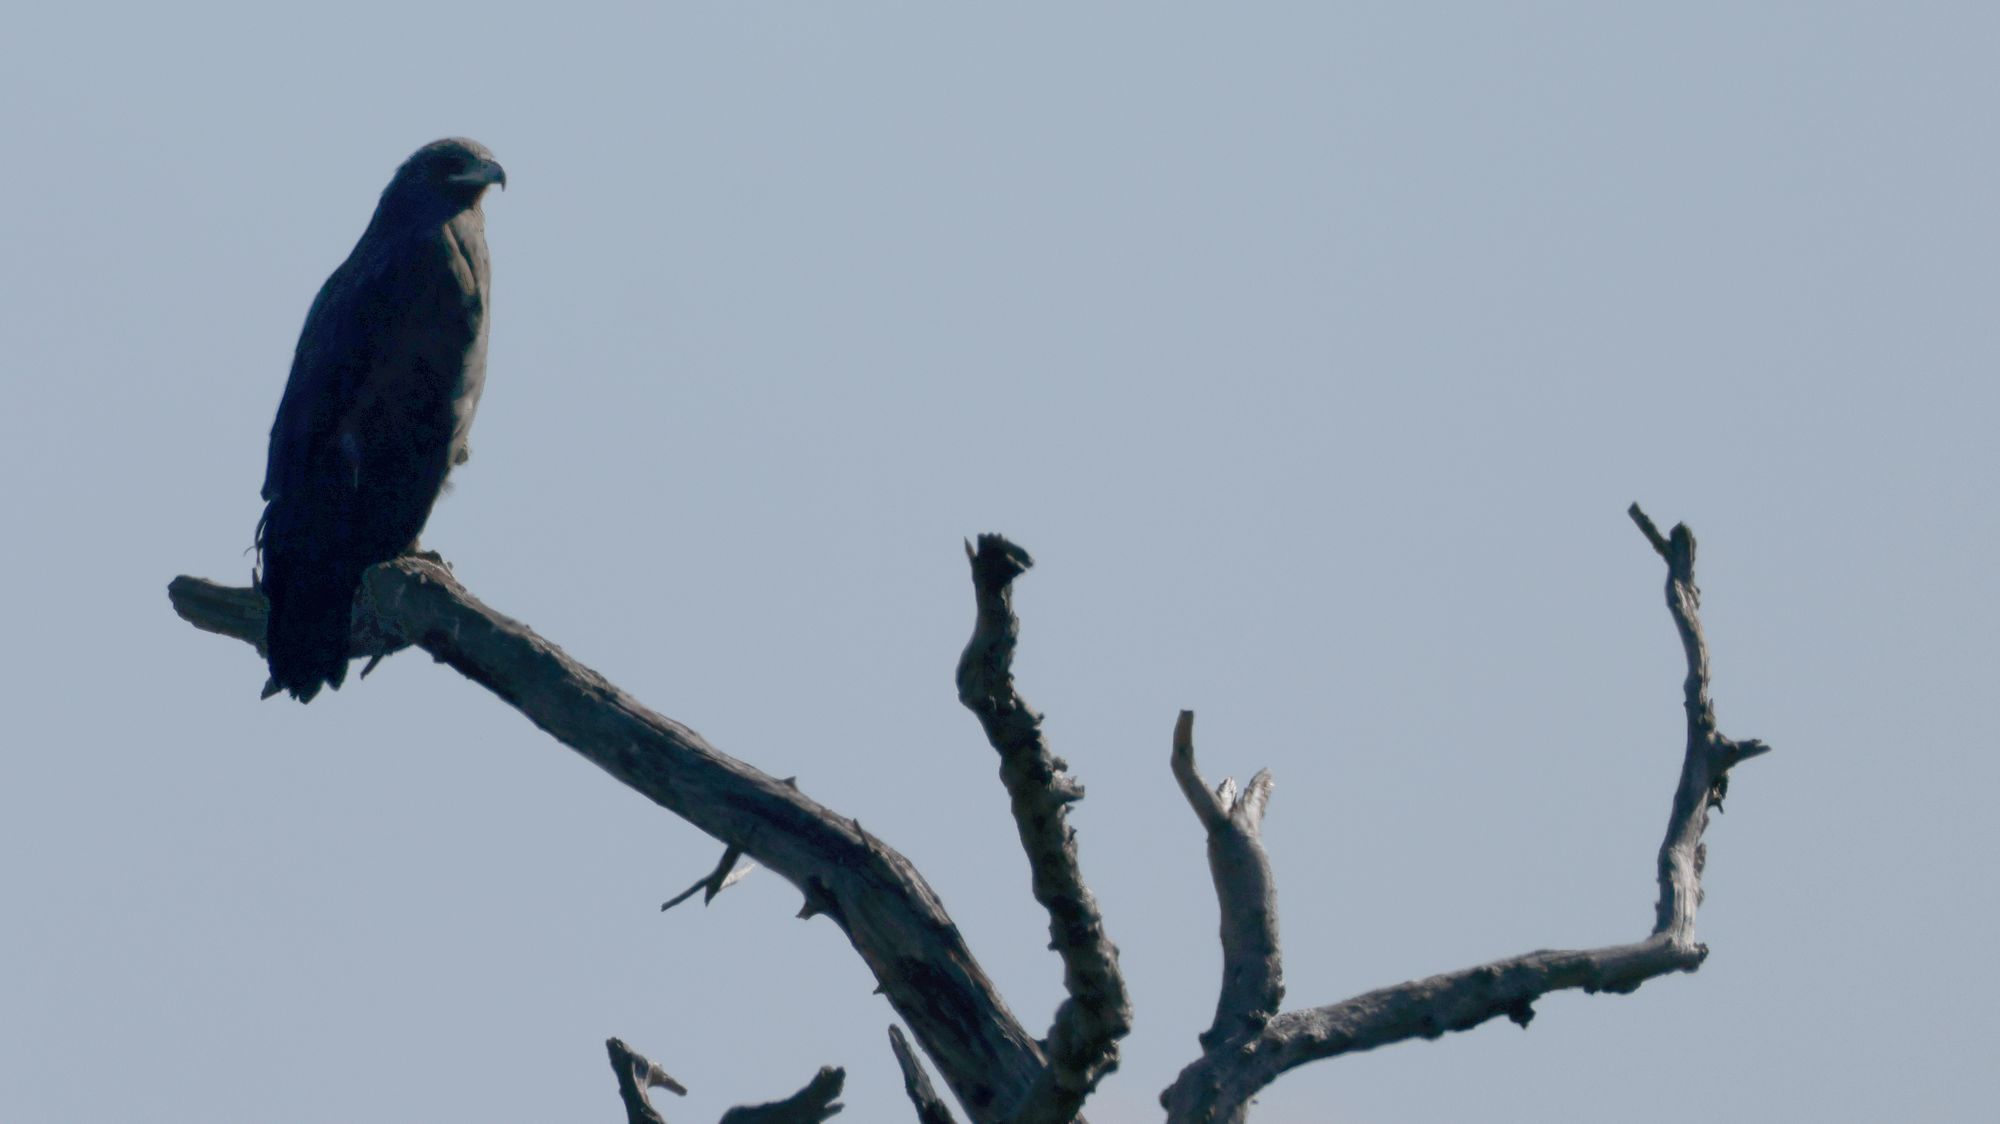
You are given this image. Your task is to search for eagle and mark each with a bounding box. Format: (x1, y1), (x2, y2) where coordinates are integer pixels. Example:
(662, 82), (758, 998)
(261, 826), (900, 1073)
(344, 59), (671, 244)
(256, 138), (506, 702)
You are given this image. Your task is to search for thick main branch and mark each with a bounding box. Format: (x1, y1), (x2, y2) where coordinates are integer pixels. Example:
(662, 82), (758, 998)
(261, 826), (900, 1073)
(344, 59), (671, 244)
(168, 562), (1040, 1123)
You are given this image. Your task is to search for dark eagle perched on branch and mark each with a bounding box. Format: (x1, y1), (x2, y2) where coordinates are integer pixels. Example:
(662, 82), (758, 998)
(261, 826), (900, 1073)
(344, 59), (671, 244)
(256, 138), (506, 702)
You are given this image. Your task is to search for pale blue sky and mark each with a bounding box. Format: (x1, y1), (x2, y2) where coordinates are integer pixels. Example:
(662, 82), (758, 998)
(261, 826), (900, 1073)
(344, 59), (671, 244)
(3, 4), (1994, 1121)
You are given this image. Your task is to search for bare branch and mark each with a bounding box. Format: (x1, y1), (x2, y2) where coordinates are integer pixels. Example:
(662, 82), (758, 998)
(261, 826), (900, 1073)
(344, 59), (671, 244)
(717, 1067), (846, 1124)
(955, 534), (1133, 1122)
(1169, 712), (1227, 830)
(170, 560), (1044, 1123)
(609, 1039), (842, 1124)
(1628, 503), (1773, 946)
(607, 1037), (686, 1124)
(889, 1026), (959, 1124)
(662, 844), (758, 912)
(1161, 509), (1770, 1123)
(1162, 933), (1710, 1120)
(1170, 712), (1283, 1054)
(166, 571), (412, 673)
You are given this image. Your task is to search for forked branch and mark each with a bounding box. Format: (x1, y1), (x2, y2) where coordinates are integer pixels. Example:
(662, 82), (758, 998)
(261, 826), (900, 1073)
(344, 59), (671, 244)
(1169, 712), (1280, 1051)
(1159, 507), (1770, 1123)
(172, 507), (1764, 1124)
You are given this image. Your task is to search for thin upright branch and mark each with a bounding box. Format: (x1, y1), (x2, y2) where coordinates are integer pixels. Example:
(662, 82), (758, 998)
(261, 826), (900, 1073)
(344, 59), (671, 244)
(1627, 503), (1772, 947)
(1169, 712), (1282, 1051)
(168, 559), (1043, 1123)
(1159, 508), (1770, 1123)
(889, 1026), (960, 1124)
(955, 534), (1133, 1123)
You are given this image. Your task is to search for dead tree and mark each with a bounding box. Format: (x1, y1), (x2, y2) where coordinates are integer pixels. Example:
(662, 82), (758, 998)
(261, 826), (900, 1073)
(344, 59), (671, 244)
(167, 505), (1768, 1123)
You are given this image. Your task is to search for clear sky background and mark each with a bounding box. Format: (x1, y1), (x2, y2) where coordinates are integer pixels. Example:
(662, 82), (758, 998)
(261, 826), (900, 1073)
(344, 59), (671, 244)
(2, 4), (1993, 1121)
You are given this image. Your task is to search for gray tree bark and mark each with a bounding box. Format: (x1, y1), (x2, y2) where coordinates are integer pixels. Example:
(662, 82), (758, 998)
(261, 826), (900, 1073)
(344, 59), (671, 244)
(168, 506), (1767, 1123)
(168, 539), (1125, 1123)
(1156, 505), (1770, 1123)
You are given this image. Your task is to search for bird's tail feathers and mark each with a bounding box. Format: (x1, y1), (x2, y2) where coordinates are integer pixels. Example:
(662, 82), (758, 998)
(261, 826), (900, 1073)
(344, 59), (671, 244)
(259, 542), (362, 704)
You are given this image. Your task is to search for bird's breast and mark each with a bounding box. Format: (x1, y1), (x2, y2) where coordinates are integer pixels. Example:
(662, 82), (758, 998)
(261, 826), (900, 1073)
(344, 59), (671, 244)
(437, 215), (492, 461)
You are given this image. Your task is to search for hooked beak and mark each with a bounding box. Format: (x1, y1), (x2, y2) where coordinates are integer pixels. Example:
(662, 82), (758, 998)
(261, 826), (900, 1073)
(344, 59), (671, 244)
(452, 157), (507, 191)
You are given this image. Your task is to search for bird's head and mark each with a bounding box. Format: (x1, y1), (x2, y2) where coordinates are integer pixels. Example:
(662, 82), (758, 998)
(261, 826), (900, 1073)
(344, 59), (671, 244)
(376, 138), (507, 224)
